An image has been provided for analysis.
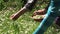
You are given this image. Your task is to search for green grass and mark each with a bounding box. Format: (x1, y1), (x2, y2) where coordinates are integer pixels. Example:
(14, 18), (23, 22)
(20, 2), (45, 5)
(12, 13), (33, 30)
(0, 0), (60, 34)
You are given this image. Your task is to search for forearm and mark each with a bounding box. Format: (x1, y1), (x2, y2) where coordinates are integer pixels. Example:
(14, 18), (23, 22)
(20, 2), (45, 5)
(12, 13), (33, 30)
(10, 0), (37, 20)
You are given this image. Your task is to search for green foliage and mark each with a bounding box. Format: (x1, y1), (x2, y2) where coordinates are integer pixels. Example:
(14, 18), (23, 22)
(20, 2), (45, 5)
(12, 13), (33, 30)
(0, 0), (60, 34)
(0, 0), (4, 10)
(0, 0), (24, 11)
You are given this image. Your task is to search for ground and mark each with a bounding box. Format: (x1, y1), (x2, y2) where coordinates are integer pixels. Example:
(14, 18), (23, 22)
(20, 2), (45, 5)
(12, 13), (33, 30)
(0, 0), (60, 34)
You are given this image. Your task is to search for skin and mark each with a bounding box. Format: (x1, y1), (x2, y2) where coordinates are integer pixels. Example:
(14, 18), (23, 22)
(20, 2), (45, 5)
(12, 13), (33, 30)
(32, 9), (46, 21)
